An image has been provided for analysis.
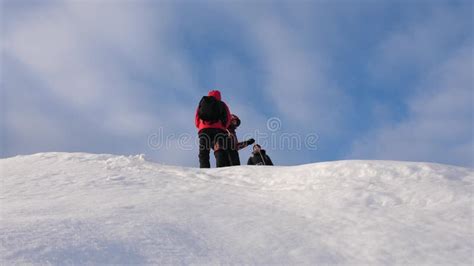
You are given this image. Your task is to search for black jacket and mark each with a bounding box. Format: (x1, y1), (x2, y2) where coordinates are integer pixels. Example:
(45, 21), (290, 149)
(247, 150), (274, 166)
(228, 127), (252, 151)
(227, 127), (253, 166)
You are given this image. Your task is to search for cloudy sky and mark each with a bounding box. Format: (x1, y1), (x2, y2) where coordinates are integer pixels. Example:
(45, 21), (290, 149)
(2, 0), (472, 167)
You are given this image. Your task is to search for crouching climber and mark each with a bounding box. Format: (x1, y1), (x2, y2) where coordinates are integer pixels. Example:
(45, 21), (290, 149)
(247, 144), (274, 166)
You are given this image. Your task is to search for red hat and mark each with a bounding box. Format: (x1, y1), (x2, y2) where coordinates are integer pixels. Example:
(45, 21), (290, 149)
(208, 90), (221, 101)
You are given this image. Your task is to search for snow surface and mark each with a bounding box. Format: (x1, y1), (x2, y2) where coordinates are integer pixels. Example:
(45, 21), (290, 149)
(1, 152), (473, 265)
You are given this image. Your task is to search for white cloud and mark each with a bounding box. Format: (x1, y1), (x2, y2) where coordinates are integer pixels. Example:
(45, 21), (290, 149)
(3, 1), (199, 155)
(254, 17), (350, 132)
(3, 1), (471, 168)
(6, 107), (68, 153)
(350, 45), (473, 167)
(348, 5), (473, 167)
(217, 4), (352, 134)
(368, 6), (471, 84)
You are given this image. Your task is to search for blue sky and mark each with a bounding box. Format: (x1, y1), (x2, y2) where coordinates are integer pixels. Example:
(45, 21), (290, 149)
(2, 0), (473, 167)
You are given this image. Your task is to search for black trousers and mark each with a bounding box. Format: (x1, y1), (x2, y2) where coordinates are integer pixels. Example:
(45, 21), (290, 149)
(228, 150), (241, 166)
(198, 128), (230, 168)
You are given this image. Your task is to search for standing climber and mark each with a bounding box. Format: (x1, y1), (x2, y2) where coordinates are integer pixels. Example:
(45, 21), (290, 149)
(227, 114), (255, 166)
(195, 90), (232, 168)
(247, 144), (274, 166)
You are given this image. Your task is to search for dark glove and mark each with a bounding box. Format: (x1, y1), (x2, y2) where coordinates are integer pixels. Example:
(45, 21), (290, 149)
(247, 138), (255, 145)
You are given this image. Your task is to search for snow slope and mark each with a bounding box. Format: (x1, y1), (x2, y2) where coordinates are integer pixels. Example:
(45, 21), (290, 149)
(1, 153), (473, 265)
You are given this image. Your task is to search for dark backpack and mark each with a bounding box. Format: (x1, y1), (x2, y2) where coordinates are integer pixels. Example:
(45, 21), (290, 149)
(198, 96), (227, 124)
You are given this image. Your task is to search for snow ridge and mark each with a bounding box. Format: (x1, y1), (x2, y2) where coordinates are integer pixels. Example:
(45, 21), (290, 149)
(1, 153), (473, 265)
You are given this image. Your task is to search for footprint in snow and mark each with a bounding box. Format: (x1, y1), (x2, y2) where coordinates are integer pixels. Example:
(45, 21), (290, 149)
(107, 175), (126, 181)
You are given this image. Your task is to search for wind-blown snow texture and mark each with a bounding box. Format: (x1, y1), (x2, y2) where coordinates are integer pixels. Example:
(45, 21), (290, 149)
(1, 153), (473, 265)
